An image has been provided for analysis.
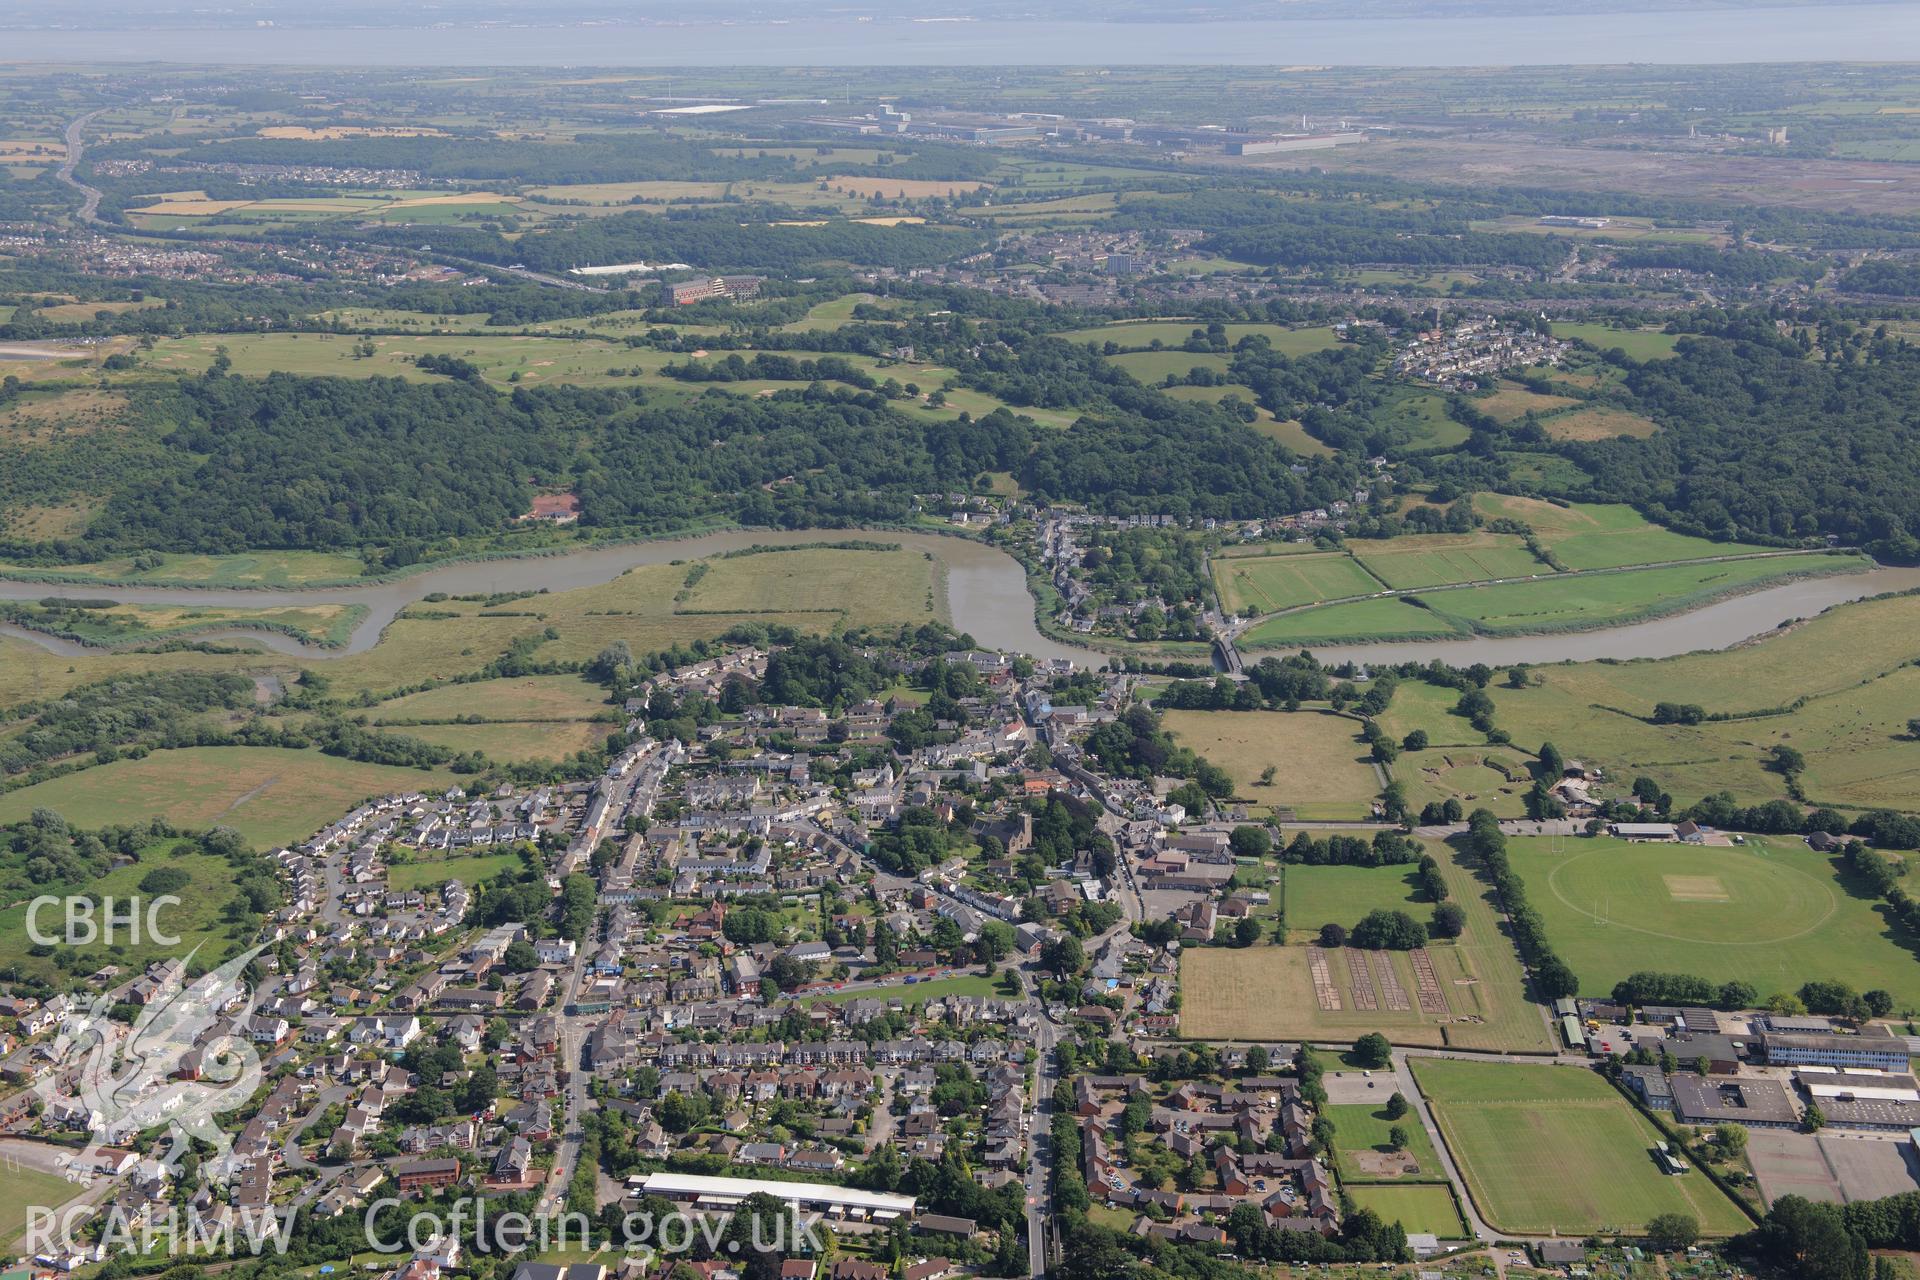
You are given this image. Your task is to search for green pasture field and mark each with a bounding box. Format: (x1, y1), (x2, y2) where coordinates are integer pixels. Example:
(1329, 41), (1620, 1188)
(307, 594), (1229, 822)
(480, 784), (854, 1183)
(387, 849), (529, 891)
(1058, 321), (1341, 356)
(1, 600), (362, 648)
(399, 720), (612, 763)
(132, 331), (663, 389)
(1348, 532), (1546, 590)
(1507, 834), (1920, 1008)
(0, 541), (948, 709)
(781, 293), (882, 330)
(1213, 550), (1381, 614)
(972, 192), (1118, 221)
(0, 631), (265, 711)
(0, 747), (453, 849)
(1411, 554), (1863, 634)
(1181, 839), (1552, 1052)
(1282, 863), (1424, 940)
(0, 549), (367, 587)
(1107, 350), (1233, 383)
(1377, 680), (1493, 749)
(0, 849), (259, 983)
(320, 542), (940, 698)
(1159, 709), (1379, 818)
(1473, 496), (1775, 570)
(1489, 592), (1920, 814)
(105, 335), (997, 419)
(1538, 404), (1662, 442)
(1400, 747), (1531, 819)
(1411, 1058), (1752, 1236)
(1254, 417), (1336, 456)
(1343, 1184), (1470, 1238)
(1241, 597), (1466, 647)
(1325, 1102), (1448, 1185)
(1473, 382), (1582, 422)
(1370, 386), (1467, 450)
(370, 674), (610, 723)
(1160, 382), (1270, 414)
(1500, 451), (1594, 491)
(1550, 322), (1682, 360)
(927, 387), (1081, 429)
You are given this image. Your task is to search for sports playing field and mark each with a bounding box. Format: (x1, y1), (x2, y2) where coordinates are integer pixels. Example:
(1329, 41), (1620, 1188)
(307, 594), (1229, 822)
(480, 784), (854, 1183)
(1412, 1058), (1752, 1236)
(1344, 1184), (1472, 1238)
(1508, 835), (1920, 1008)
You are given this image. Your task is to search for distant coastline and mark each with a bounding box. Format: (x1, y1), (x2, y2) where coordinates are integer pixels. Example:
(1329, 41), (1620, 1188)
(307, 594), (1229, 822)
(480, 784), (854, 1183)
(0, 4), (1913, 66)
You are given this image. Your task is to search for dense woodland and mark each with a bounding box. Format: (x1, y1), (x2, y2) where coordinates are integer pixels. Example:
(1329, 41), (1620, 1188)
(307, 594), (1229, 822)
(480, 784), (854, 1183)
(1576, 314), (1920, 559)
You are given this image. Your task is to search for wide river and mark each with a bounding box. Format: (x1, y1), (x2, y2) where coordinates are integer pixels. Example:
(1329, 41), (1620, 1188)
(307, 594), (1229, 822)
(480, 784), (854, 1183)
(2, 529), (1916, 671)
(1, 5), (1913, 66)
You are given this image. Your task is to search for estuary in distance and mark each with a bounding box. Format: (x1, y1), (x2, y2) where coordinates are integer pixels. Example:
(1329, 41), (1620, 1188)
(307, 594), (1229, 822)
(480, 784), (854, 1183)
(2, 4), (1914, 66)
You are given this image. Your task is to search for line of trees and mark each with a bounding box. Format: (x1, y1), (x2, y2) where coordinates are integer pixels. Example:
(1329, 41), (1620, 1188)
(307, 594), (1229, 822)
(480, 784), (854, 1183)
(1460, 808), (1579, 999)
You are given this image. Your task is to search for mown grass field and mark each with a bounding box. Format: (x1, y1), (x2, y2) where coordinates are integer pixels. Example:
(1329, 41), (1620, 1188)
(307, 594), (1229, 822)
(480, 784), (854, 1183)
(1412, 1058), (1752, 1236)
(1281, 863), (1425, 941)
(1058, 321), (1341, 355)
(1344, 1184), (1470, 1238)
(387, 849), (528, 891)
(1106, 350), (1233, 383)
(1181, 840), (1553, 1053)
(1550, 322), (1682, 360)
(1159, 709), (1379, 818)
(1325, 1102), (1448, 1185)
(810, 973), (1001, 1004)
(0, 747), (452, 848)
(0, 1163), (88, 1248)
(1508, 835), (1920, 1008)
(1214, 550), (1381, 614)
(0, 849), (257, 983)
(1348, 532), (1545, 590)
